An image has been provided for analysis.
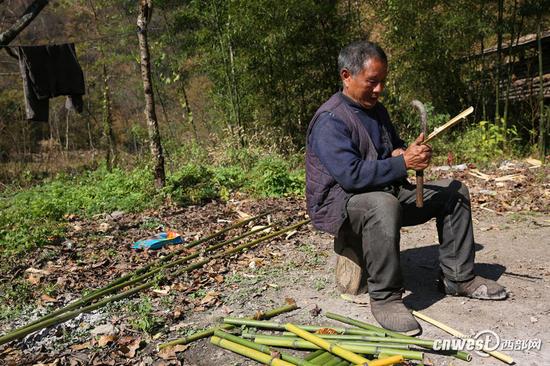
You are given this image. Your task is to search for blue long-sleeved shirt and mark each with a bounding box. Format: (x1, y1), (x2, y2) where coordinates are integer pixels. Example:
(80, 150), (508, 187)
(310, 96), (408, 192)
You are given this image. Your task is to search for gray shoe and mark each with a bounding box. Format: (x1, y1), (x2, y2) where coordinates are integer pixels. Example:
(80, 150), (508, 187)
(441, 275), (507, 300)
(370, 293), (422, 336)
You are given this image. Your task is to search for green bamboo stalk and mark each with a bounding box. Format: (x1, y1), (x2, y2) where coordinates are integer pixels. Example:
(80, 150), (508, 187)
(1, 219), (308, 346)
(159, 302), (298, 349)
(224, 318), (383, 336)
(334, 361), (350, 366)
(19, 210), (278, 331)
(254, 335), (410, 350)
(325, 355), (344, 366)
(304, 349), (325, 361)
(325, 312), (471, 362)
(210, 336), (295, 366)
(252, 337), (424, 361)
(281, 333), (433, 347)
(214, 330), (316, 366)
(310, 352), (333, 364)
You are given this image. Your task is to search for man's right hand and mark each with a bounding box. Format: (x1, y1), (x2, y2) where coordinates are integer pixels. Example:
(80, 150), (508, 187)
(403, 133), (432, 170)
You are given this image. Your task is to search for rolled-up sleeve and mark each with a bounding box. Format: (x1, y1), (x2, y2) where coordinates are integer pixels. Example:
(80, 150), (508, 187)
(310, 113), (407, 192)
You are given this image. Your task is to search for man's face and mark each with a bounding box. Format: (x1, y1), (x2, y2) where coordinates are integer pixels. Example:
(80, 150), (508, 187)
(341, 57), (388, 109)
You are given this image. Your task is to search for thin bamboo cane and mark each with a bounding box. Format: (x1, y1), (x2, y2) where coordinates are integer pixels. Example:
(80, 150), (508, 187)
(285, 323), (373, 365)
(310, 352), (333, 364)
(304, 349), (325, 361)
(325, 312), (472, 362)
(0, 219), (309, 346)
(224, 318), (384, 336)
(210, 336), (295, 366)
(325, 355), (345, 366)
(280, 332), (386, 338)
(214, 330), (316, 366)
(335, 362), (351, 366)
(279, 333), (428, 346)
(253, 336), (410, 350)
(159, 302), (298, 349)
(412, 311), (512, 364)
(19, 210), (278, 330)
(369, 355), (406, 366)
(253, 337), (423, 361)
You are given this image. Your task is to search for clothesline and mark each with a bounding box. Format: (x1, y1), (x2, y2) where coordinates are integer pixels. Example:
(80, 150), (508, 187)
(0, 27), (164, 48)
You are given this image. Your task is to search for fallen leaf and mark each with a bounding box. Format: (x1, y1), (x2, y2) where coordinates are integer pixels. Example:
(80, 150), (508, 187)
(70, 341), (92, 351)
(214, 274), (224, 283)
(315, 328), (338, 335)
(26, 273), (42, 285)
(40, 294), (57, 303)
(118, 336), (141, 358)
(98, 334), (117, 347)
(158, 344), (188, 360)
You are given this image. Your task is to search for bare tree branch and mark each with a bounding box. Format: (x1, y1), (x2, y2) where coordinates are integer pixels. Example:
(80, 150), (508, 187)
(0, 0), (49, 49)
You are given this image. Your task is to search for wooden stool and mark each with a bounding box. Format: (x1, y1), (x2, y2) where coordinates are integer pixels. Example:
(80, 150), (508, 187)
(335, 247), (368, 295)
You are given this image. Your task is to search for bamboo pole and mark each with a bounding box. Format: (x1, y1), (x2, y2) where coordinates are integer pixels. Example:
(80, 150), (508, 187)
(19, 210), (278, 330)
(285, 323), (373, 365)
(368, 355), (406, 366)
(253, 336), (422, 361)
(0, 219), (308, 346)
(325, 312), (471, 362)
(253, 336), (410, 350)
(214, 330), (316, 366)
(210, 336), (295, 366)
(279, 333), (427, 346)
(310, 352), (333, 364)
(159, 302), (298, 349)
(304, 349), (325, 361)
(224, 318), (385, 337)
(326, 355), (345, 366)
(412, 311), (513, 364)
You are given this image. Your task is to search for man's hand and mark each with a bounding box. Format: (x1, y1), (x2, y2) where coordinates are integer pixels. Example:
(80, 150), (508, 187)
(403, 133), (432, 170)
(391, 148), (405, 157)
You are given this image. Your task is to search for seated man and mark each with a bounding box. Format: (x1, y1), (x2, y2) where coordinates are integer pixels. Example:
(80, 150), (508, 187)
(305, 40), (507, 336)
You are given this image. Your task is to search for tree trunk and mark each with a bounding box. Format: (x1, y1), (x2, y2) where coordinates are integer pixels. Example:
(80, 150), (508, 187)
(0, 0), (49, 49)
(89, 1), (116, 171)
(495, 0), (504, 125)
(537, 19), (546, 161)
(137, 0), (165, 189)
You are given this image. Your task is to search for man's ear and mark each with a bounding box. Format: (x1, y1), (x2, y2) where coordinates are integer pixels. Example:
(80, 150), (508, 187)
(340, 68), (352, 88)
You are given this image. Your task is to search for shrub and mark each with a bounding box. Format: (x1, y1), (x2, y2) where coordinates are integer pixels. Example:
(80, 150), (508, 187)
(246, 156), (304, 197)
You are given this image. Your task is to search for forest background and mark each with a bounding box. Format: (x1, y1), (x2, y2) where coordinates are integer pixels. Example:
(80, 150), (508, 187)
(0, 0), (548, 255)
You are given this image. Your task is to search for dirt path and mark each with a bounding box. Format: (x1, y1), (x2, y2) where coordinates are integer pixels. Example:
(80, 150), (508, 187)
(180, 209), (549, 366)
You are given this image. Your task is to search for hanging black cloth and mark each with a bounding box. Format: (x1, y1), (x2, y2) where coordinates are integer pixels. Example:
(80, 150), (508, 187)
(17, 43), (85, 122)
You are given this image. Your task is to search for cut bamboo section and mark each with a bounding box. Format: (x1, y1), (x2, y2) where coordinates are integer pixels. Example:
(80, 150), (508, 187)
(423, 106), (474, 144)
(412, 311), (513, 364)
(214, 330), (316, 366)
(210, 336), (295, 366)
(285, 323), (372, 365)
(159, 302), (298, 349)
(369, 355), (406, 366)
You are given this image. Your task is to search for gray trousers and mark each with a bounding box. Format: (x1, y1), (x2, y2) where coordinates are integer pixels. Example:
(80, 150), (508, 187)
(335, 179), (475, 300)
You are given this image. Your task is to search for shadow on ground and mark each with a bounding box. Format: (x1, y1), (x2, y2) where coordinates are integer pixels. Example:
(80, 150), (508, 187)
(400, 242), (506, 310)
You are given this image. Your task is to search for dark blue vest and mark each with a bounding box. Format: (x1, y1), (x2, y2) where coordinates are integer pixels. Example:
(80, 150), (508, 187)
(305, 92), (389, 235)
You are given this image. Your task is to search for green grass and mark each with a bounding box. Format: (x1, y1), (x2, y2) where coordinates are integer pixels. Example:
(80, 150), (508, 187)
(0, 148), (306, 256)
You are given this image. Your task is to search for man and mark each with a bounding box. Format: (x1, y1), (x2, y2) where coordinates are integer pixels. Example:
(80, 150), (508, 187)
(305, 40), (507, 335)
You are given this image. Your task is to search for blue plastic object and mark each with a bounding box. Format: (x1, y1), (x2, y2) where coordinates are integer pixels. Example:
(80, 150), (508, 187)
(132, 231), (184, 250)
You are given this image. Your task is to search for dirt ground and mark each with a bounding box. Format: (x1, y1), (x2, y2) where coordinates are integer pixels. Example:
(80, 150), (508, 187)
(0, 163), (548, 366)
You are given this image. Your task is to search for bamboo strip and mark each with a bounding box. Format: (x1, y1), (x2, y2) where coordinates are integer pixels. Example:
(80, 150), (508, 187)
(423, 106), (474, 144)
(159, 302), (298, 349)
(210, 336), (295, 366)
(311, 352), (333, 364)
(285, 323), (372, 365)
(214, 330), (315, 366)
(0, 220), (309, 346)
(412, 311), (513, 364)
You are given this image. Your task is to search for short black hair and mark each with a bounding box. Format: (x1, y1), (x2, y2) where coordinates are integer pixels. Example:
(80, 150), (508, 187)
(338, 40), (388, 75)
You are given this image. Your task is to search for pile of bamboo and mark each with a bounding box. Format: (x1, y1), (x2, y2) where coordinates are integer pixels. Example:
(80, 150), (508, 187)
(201, 308), (473, 366)
(0, 210), (310, 347)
